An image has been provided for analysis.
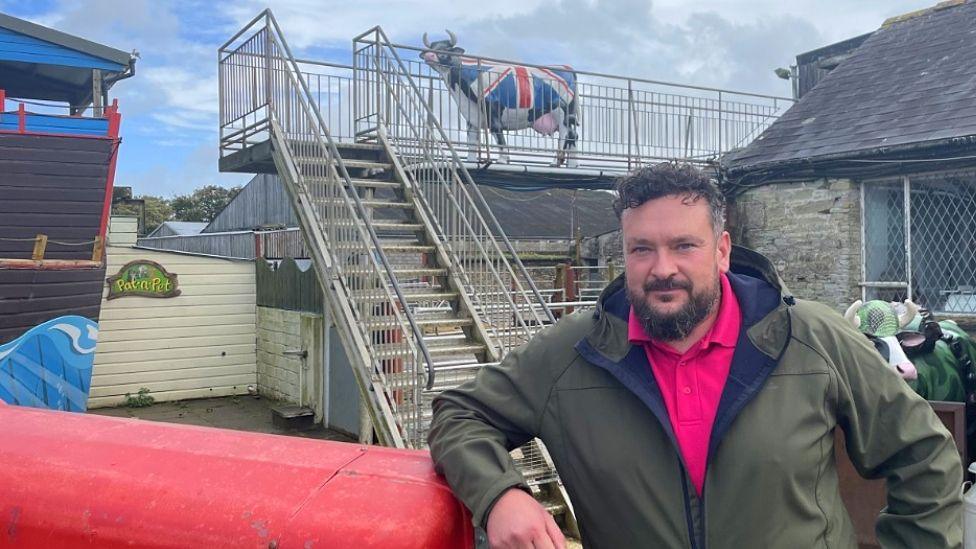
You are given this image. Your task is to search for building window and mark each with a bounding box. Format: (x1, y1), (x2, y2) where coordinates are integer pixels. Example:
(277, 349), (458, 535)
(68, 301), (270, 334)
(862, 171), (976, 315)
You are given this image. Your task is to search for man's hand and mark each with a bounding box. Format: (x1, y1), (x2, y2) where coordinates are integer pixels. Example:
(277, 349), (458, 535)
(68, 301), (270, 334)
(486, 488), (566, 549)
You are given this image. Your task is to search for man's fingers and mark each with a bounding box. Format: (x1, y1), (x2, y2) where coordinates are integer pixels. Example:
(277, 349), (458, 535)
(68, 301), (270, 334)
(543, 513), (566, 548)
(531, 532), (556, 549)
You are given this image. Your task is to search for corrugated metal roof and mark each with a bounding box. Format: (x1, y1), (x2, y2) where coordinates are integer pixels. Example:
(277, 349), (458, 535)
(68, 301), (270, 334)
(147, 221), (208, 237)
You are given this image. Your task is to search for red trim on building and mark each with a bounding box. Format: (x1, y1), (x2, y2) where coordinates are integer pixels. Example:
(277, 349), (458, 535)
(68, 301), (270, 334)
(97, 100), (122, 253)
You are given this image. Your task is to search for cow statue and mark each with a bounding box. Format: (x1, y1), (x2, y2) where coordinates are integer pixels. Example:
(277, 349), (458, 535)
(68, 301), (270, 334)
(421, 30), (579, 167)
(845, 299), (976, 403)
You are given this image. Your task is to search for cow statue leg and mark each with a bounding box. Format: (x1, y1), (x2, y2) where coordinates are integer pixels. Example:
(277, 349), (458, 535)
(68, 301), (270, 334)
(492, 128), (510, 164)
(465, 123), (480, 163)
(557, 105), (579, 169)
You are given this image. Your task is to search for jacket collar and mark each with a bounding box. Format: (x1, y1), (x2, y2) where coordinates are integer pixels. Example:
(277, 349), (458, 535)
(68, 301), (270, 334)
(574, 245), (794, 463)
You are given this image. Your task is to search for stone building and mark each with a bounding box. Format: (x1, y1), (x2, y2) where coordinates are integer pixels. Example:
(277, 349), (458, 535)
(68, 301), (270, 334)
(719, 0), (976, 318)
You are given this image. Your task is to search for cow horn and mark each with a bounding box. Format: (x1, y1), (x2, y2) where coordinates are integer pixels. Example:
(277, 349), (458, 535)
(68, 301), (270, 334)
(446, 29), (457, 47)
(422, 32), (431, 49)
(844, 300), (863, 329)
(898, 300), (919, 328)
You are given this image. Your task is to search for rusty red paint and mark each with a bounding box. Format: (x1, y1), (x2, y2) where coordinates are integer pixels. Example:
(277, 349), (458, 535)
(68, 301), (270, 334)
(0, 406), (474, 548)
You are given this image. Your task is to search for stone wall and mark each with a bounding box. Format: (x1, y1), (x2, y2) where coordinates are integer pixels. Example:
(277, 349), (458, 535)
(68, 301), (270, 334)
(579, 179), (864, 312)
(729, 178), (862, 311)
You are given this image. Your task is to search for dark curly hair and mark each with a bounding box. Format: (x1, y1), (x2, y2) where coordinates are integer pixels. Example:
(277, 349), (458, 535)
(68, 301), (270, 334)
(612, 163), (726, 234)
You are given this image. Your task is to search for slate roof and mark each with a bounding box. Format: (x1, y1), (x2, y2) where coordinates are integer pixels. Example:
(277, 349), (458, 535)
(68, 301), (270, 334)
(147, 221), (208, 238)
(723, 0), (976, 178)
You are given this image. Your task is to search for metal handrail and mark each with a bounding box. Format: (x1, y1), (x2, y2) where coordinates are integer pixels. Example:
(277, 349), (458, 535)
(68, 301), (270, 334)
(221, 11), (437, 399)
(351, 26), (792, 103)
(263, 12), (438, 389)
(355, 26), (557, 342)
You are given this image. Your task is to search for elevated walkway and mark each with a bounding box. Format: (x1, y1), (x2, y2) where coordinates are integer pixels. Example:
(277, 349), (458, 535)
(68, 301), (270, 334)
(218, 9), (792, 535)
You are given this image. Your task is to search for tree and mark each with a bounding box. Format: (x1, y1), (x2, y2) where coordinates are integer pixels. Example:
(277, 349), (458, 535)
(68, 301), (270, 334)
(111, 188), (173, 235)
(171, 185), (242, 222)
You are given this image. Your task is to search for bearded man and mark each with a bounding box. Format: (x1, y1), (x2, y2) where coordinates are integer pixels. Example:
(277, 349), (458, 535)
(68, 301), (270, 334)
(428, 163), (962, 549)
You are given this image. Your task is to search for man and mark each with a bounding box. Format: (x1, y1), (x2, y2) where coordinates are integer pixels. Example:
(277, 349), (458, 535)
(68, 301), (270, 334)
(428, 163), (963, 548)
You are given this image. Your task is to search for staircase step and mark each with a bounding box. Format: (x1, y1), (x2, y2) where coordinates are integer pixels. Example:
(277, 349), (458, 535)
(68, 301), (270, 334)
(372, 221), (424, 232)
(315, 198), (413, 209)
(365, 317), (473, 330)
(350, 291), (458, 303)
(303, 176), (401, 189)
(343, 266), (447, 277)
(335, 242), (435, 254)
(296, 157), (393, 171)
(373, 342), (486, 360)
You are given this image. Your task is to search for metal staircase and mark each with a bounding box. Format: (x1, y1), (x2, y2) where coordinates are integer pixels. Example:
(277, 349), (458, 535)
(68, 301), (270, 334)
(219, 11), (575, 531)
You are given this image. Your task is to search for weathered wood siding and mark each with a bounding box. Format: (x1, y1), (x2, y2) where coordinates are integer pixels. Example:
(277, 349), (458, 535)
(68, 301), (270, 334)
(256, 257), (323, 313)
(204, 174), (297, 233)
(0, 266), (105, 345)
(0, 133), (113, 260)
(89, 246), (257, 408)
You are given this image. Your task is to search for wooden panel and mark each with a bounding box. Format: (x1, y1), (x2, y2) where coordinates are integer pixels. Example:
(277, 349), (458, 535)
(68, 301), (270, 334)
(92, 354), (256, 376)
(92, 363), (257, 386)
(0, 265), (105, 345)
(93, 344), (256, 365)
(98, 303), (256, 321)
(256, 257), (323, 313)
(0, 133), (112, 261)
(90, 246), (257, 405)
(0, 27), (125, 71)
(98, 313), (256, 332)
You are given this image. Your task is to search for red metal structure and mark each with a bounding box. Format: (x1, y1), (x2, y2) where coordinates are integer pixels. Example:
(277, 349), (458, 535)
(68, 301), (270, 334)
(0, 406), (473, 548)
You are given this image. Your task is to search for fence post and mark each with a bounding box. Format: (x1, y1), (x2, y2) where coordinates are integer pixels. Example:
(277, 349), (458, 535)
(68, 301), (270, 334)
(91, 235), (105, 263)
(563, 262), (577, 315)
(32, 234), (48, 261)
(553, 264), (566, 319)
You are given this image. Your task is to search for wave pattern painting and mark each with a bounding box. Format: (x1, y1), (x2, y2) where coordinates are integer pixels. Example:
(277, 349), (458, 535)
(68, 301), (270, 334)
(0, 316), (98, 412)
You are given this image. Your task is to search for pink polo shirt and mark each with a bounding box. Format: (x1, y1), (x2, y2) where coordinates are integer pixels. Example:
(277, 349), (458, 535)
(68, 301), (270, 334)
(628, 273), (741, 496)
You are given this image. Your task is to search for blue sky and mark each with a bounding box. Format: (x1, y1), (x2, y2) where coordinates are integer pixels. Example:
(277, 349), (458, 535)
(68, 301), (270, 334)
(1, 0), (933, 197)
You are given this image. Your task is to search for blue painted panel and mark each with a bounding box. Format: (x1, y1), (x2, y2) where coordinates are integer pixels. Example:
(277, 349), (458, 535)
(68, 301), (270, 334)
(0, 112), (109, 136)
(0, 316), (97, 412)
(0, 27), (124, 72)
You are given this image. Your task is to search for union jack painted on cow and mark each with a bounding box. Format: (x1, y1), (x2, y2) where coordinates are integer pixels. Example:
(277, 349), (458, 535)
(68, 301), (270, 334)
(422, 30), (580, 167)
(457, 59), (577, 114)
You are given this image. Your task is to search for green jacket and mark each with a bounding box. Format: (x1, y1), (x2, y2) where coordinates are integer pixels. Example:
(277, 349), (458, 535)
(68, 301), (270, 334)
(428, 248), (963, 548)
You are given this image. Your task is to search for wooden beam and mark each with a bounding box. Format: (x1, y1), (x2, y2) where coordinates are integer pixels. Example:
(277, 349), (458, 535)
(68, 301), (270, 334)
(90, 235), (104, 263)
(92, 69), (103, 117)
(0, 259), (103, 270)
(32, 234), (48, 260)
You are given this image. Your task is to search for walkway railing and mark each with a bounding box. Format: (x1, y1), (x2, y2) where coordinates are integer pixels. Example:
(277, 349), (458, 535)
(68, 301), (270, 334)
(353, 26), (557, 352)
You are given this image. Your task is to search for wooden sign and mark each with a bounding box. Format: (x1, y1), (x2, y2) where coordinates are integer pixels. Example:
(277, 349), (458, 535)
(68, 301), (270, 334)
(106, 260), (181, 300)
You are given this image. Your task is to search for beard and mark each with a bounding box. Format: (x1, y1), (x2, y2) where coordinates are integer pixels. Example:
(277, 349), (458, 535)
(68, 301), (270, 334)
(627, 275), (721, 342)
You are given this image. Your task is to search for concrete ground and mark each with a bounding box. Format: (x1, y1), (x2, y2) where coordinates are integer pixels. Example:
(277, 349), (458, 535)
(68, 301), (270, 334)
(89, 394), (355, 442)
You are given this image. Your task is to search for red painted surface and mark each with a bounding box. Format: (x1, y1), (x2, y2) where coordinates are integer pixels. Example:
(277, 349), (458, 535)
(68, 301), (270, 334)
(0, 406), (473, 548)
(514, 67), (532, 109)
(97, 100), (122, 248)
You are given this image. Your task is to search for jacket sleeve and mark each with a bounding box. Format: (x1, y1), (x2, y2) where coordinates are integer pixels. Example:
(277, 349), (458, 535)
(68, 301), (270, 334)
(818, 306), (964, 549)
(427, 322), (567, 527)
